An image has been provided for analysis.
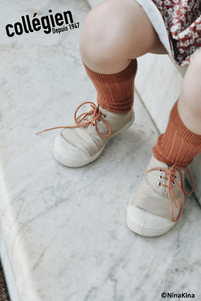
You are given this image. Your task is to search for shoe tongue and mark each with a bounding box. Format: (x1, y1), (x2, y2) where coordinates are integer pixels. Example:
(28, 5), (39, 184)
(77, 108), (111, 136)
(147, 155), (169, 170)
(146, 158), (167, 195)
(146, 155), (184, 198)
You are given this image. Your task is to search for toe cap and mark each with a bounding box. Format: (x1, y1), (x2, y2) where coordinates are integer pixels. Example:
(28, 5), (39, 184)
(127, 205), (175, 237)
(53, 134), (90, 167)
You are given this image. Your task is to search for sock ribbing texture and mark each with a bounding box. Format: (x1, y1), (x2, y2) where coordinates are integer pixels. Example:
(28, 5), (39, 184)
(153, 100), (201, 167)
(83, 59), (137, 114)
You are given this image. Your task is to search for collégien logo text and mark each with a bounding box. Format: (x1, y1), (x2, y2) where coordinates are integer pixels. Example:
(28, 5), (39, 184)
(5, 9), (79, 37)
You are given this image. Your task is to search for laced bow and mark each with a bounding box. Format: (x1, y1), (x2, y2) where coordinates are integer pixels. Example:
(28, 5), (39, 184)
(36, 102), (112, 138)
(144, 165), (194, 222)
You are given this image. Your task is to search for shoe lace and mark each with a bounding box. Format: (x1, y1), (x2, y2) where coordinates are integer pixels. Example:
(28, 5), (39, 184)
(36, 102), (112, 138)
(144, 165), (194, 222)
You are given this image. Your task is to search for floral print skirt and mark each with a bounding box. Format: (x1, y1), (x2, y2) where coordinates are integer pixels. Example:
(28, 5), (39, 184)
(151, 0), (201, 65)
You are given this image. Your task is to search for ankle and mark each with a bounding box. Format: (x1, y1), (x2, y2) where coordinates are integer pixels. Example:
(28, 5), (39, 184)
(84, 59), (137, 114)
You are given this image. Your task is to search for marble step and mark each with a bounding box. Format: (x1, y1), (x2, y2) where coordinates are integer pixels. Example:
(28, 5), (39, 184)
(1, 0), (201, 300)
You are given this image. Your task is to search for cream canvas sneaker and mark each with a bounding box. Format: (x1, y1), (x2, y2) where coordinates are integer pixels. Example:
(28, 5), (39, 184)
(127, 155), (194, 237)
(49, 102), (135, 167)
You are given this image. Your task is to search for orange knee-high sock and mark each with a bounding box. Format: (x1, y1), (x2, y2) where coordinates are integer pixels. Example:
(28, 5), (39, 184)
(153, 100), (201, 167)
(83, 59), (137, 114)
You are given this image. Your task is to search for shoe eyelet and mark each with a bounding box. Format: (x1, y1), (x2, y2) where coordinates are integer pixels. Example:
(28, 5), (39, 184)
(104, 114), (107, 118)
(157, 182), (162, 186)
(175, 175), (177, 179)
(159, 169), (163, 173)
(98, 119), (101, 122)
(172, 181), (175, 185)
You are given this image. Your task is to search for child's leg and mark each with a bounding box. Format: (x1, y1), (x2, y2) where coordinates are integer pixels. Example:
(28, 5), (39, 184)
(153, 51), (201, 167)
(178, 50), (201, 135)
(127, 51), (201, 237)
(53, 0), (167, 167)
(79, 0), (166, 114)
(80, 0), (166, 113)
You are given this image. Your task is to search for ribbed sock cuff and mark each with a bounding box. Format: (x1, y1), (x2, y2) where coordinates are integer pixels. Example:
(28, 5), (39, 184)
(153, 100), (201, 167)
(170, 101), (201, 146)
(83, 59), (137, 83)
(83, 59), (137, 114)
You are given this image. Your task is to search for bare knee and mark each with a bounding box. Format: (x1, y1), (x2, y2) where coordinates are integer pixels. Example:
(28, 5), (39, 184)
(186, 50), (201, 81)
(80, 0), (160, 73)
(80, 2), (118, 69)
(180, 50), (201, 113)
(80, 0), (132, 72)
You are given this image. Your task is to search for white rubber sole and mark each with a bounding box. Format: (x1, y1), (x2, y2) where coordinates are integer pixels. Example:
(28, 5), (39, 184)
(53, 113), (135, 168)
(126, 205), (175, 237)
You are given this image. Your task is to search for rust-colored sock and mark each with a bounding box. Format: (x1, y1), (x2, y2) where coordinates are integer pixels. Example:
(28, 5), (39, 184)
(83, 59), (137, 113)
(153, 100), (201, 167)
